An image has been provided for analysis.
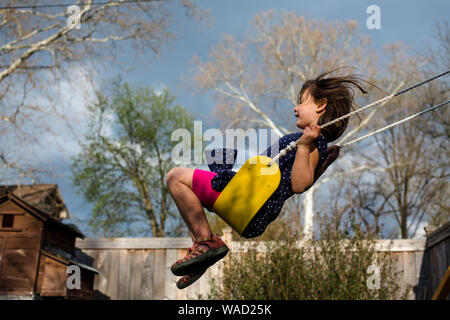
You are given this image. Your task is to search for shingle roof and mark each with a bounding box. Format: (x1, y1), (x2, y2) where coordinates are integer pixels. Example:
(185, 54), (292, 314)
(0, 190), (85, 238)
(0, 184), (70, 219)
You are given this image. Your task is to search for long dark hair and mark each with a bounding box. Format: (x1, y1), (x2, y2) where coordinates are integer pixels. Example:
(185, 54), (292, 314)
(298, 69), (369, 142)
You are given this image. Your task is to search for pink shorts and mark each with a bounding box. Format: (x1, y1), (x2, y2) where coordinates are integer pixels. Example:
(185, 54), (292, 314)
(192, 169), (221, 211)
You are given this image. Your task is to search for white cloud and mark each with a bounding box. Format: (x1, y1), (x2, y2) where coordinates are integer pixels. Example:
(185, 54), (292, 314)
(151, 82), (168, 96)
(20, 63), (104, 164)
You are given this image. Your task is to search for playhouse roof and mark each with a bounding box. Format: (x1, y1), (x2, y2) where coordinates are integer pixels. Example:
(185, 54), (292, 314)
(0, 188), (84, 238)
(0, 184), (70, 220)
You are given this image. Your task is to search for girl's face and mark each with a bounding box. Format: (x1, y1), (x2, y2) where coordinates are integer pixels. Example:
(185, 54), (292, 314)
(293, 89), (325, 129)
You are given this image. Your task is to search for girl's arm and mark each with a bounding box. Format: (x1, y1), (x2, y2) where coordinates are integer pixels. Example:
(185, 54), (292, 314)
(291, 125), (320, 194)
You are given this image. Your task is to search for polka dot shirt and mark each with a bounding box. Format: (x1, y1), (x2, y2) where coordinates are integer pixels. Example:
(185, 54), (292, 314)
(206, 131), (328, 239)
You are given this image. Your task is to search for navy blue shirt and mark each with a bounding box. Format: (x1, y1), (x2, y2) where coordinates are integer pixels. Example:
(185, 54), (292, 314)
(205, 131), (328, 238)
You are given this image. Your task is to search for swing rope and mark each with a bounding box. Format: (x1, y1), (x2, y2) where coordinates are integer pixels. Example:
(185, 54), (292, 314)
(268, 70), (449, 166)
(339, 99), (449, 148)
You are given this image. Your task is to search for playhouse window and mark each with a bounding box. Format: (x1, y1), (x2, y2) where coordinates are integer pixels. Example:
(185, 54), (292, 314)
(1, 214), (14, 228)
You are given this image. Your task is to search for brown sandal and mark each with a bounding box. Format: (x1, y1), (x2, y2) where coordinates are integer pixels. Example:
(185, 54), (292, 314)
(171, 234), (229, 276)
(176, 268), (208, 289)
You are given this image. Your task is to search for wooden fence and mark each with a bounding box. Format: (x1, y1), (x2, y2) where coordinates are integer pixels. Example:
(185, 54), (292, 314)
(75, 224), (450, 300)
(75, 236), (223, 300)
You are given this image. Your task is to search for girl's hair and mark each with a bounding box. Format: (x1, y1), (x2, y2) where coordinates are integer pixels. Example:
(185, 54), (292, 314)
(298, 69), (368, 142)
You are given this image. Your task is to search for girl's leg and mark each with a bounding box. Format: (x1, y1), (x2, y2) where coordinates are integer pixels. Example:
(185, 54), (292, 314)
(166, 167), (213, 240)
(167, 167), (228, 280)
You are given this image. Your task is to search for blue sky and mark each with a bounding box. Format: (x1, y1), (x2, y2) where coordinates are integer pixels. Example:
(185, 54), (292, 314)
(6, 0), (448, 237)
(122, 0), (449, 117)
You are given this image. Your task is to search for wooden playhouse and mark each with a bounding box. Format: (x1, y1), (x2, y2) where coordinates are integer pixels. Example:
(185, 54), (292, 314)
(0, 184), (98, 299)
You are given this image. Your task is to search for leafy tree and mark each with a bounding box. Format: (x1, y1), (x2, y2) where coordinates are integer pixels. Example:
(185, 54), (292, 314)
(71, 78), (194, 237)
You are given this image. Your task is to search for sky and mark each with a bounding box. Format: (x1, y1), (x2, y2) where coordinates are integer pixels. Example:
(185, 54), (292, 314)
(3, 0), (448, 238)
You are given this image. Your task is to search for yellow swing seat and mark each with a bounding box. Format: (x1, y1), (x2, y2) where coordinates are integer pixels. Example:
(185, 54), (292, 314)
(212, 155), (281, 235)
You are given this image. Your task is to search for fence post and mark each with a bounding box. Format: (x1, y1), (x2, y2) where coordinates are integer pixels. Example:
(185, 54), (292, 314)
(426, 222), (450, 300)
(222, 227), (233, 246)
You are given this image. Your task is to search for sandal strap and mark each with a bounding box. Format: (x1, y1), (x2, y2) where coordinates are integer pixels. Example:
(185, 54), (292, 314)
(175, 234), (224, 265)
(195, 233), (222, 244)
(179, 242), (209, 263)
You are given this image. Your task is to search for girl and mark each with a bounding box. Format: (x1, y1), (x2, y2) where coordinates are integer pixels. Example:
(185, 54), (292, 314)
(166, 69), (367, 289)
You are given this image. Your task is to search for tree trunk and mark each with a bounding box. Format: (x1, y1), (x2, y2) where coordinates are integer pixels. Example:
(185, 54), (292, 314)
(303, 188), (315, 239)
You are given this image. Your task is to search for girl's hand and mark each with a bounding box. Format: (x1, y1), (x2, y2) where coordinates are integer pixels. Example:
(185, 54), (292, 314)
(298, 124), (321, 146)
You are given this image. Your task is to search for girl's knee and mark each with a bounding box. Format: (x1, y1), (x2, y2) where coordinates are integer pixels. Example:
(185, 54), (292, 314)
(166, 167), (193, 188)
(166, 167), (180, 186)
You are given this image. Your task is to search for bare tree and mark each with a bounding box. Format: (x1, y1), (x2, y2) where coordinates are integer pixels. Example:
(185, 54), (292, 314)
(339, 41), (449, 238)
(0, 0), (205, 182)
(359, 122), (447, 238)
(348, 173), (393, 237)
(416, 21), (450, 227)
